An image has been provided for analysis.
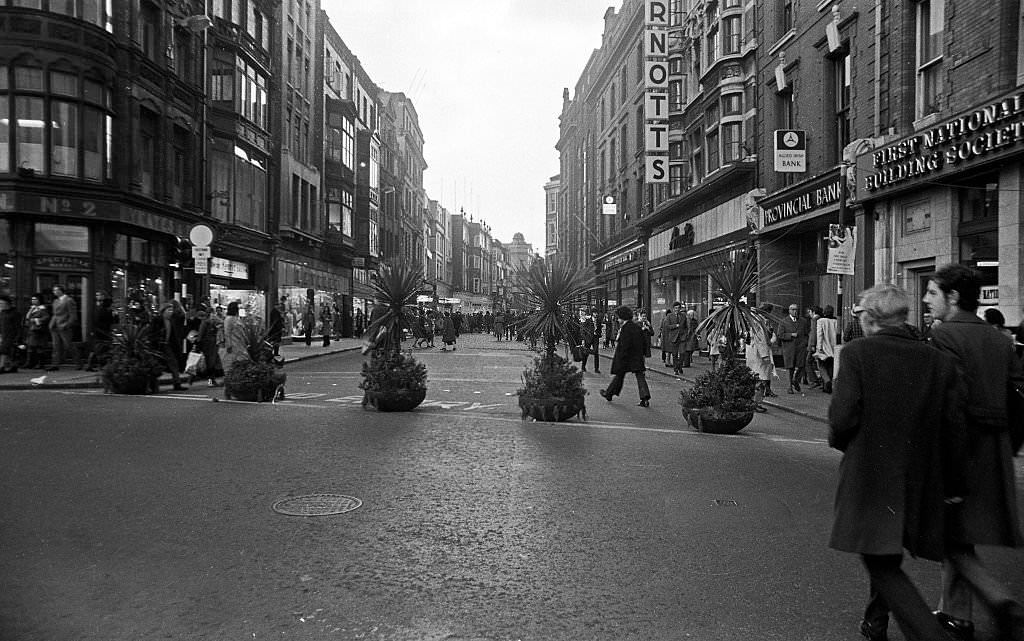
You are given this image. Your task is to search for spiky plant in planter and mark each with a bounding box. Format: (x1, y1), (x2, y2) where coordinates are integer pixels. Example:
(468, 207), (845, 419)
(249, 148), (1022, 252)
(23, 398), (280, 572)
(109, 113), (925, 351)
(514, 256), (594, 422)
(679, 358), (760, 433)
(223, 320), (286, 402)
(101, 323), (164, 394)
(358, 262), (428, 411)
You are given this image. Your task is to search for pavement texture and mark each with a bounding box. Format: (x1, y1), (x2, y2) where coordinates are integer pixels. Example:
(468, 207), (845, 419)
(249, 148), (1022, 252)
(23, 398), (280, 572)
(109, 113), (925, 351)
(0, 332), (832, 424)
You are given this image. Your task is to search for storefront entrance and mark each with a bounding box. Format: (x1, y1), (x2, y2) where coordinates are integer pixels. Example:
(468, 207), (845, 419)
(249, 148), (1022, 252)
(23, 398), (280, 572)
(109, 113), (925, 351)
(36, 272), (89, 341)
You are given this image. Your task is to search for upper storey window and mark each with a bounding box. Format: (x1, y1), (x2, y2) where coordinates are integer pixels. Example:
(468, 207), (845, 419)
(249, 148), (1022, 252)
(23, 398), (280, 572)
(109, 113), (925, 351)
(3, 0), (112, 31)
(916, 0), (944, 118)
(0, 65), (112, 181)
(210, 0), (271, 51)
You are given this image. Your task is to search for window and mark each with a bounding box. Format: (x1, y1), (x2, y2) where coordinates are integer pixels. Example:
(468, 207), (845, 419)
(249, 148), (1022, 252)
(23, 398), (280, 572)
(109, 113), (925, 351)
(15, 96), (44, 172)
(705, 4), (720, 66)
(0, 93), (8, 174)
(958, 176), (998, 225)
(917, 0), (944, 116)
(609, 136), (616, 177)
(138, 108), (158, 195)
(670, 164), (684, 197)
(210, 57), (234, 106)
(723, 93), (742, 115)
(620, 123), (628, 165)
(50, 102), (78, 176)
(835, 51), (851, 160)
(635, 106), (644, 151)
(779, 0), (793, 35)
(171, 126), (192, 207)
(670, 0), (682, 25)
(723, 15), (742, 54)
(722, 122), (742, 162)
(669, 79), (683, 112)
(233, 146), (266, 231)
(139, 1), (160, 60)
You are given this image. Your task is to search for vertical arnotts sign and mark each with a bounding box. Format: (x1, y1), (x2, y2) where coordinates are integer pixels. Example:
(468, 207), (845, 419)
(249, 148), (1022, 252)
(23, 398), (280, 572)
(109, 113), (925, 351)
(644, 1), (669, 183)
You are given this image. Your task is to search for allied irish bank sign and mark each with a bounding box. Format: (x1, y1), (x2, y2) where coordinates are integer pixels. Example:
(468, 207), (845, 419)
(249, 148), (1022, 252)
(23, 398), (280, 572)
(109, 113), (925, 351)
(856, 91), (1024, 199)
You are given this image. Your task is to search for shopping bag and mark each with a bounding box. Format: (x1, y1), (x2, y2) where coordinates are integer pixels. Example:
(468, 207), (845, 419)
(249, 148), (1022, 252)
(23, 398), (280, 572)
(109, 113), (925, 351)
(184, 351), (204, 375)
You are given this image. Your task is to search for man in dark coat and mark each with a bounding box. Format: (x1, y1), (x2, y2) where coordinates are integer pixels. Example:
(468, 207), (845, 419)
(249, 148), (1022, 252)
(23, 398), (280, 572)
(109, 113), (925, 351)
(579, 309), (601, 374)
(829, 284), (967, 641)
(779, 303), (809, 393)
(267, 302), (285, 355)
(924, 264), (1024, 641)
(149, 301), (187, 391)
(664, 302), (686, 373)
(599, 306), (650, 407)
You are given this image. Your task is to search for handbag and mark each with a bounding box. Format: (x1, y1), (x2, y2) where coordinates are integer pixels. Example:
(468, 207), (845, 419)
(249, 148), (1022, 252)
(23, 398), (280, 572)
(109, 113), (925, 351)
(184, 351), (204, 375)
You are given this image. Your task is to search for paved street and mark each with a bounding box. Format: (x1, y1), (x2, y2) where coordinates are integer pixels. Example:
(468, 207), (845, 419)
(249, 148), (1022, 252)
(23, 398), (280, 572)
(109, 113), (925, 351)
(2, 334), (1023, 641)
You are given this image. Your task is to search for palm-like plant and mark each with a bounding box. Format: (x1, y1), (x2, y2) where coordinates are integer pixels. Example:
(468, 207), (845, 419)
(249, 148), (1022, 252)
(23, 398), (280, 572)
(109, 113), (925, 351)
(515, 255), (595, 356)
(359, 262), (428, 408)
(695, 253), (786, 359)
(362, 262), (423, 358)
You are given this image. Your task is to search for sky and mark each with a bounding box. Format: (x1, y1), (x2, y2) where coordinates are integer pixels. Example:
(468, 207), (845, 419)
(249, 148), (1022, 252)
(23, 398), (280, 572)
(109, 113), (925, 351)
(322, 0), (623, 251)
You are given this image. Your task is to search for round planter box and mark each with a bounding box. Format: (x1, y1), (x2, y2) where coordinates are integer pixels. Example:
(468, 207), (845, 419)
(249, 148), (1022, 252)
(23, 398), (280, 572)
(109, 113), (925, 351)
(683, 408), (754, 434)
(364, 387), (427, 412)
(518, 395), (586, 422)
(224, 382), (283, 402)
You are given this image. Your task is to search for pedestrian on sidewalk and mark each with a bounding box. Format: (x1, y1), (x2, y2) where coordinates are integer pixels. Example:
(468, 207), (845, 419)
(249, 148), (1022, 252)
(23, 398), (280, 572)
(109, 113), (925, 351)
(22, 294), (49, 369)
(579, 309), (601, 374)
(0, 294), (22, 373)
(84, 292), (117, 372)
(149, 301), (187, 391)
(665, 302), (686, 373)
(805, 306), (823, 388)
(658, 307), (673, 367)
(320, 304), (332, 347)
(679, 309), (700, 369)
(599, 306), (651, 407)
(814, 305), (838, 394)
(222, 301), (246, 370)
(779, 303), (809, 393)
(193, 305), (223, 387)
(743, 324), (772, 412)
(440, 311), (457, 351)
(302, 304), (315, 347)
(924, 264), (1024, 641)
(47, 284), (78, 371)
(829, 284), (968, 641)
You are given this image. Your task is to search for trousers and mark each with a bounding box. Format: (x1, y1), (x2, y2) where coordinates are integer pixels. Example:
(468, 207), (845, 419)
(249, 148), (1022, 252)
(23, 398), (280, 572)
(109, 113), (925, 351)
(861, 554), (951, 641)
(605, 369), (649, 400)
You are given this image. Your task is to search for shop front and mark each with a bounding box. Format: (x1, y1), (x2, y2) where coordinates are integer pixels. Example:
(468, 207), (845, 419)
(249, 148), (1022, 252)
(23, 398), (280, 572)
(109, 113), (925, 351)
(0, 192), (192, 338)
(594, 243), (643, 314)
(645, 193), (752, 341)
(854, 89), (1024, 328)
(755, 169), (848, 318)
(276, 255), (351, 339)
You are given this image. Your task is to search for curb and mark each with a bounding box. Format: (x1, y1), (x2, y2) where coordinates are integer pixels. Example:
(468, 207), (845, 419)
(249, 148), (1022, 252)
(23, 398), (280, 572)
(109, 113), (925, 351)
(0, 346), (364, 391)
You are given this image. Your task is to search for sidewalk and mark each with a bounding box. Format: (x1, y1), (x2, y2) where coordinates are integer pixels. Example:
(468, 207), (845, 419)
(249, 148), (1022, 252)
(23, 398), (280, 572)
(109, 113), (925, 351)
(0, 332), (831, 424)
(0, 337), (365, 391)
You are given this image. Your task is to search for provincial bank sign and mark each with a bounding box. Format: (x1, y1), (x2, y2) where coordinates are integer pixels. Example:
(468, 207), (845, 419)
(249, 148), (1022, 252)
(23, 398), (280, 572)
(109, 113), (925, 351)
(856, 91), (1024, 199)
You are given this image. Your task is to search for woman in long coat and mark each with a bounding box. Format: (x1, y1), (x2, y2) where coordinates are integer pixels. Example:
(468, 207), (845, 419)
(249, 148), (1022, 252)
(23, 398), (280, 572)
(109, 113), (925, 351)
(440, 312), (457, 351)
(829, 286), (967, 641)
(23, 294), (50, 369)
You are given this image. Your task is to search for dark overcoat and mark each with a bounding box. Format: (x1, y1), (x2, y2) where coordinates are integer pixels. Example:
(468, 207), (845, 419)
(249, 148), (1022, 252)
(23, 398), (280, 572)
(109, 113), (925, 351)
(930, 310), (1024, 547)
(610, 320), (648, 375)
(149, 313), (187, 370)
(679, 314), (699, 353)
(778, 314), (809, 368)
(828, 327), (967, 561)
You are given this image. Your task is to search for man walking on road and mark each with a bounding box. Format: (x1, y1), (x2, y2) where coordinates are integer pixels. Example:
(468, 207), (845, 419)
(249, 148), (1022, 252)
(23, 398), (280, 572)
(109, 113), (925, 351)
(829, 284), (967, 641)
(924, 264), (1024, 641)
(599, 305), (651, 407)
(779, 303), (809, 393)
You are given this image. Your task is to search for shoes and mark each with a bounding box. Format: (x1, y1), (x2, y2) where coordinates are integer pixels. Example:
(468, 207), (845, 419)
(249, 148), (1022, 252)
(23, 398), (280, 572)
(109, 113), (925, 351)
(599, 389), (611, 402)
(665, 363), (673, 367)
(793, 381), (802, 392)
(594, 370), (600, 374)
(822, 382), (832, 394)
(858, 620), (889, 641)
(788, 386), (795, 394)
(581, 366), (587, 372)
(934, 611), (975, 641)
(637, 399), (650, 407)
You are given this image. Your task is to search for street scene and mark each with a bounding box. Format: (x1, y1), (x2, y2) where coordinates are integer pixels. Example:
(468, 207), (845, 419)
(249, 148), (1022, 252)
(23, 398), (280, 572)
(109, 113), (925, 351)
(1, 331), (1018, 641)
(4, 0), (1024, 639)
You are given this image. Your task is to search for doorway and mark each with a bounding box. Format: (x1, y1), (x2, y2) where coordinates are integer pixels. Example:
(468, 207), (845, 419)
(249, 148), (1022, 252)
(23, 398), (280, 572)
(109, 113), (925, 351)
(36, 273), (90, 341)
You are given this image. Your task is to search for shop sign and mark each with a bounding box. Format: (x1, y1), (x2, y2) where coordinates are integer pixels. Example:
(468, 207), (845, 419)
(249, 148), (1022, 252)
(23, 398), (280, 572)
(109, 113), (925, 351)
(210, 257), (250, 279)
(857, 91), (1024, 198)
(35, 255), (92, 270)
(761, 180), (842, 227)
(643, 0), (669, 184)
(774, 130), (807, 172)
(604, 249), (639, 270)
(0, 192), (190, 236)
(980, 286), (999, 306)
(825, 225), (856, 276)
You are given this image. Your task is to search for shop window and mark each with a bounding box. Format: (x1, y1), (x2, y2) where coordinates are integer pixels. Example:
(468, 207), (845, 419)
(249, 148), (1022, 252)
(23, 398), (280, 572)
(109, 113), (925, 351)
(958, 177), (998, 226)
(139, 1), (160, 61)
(0, 94), (8, 174)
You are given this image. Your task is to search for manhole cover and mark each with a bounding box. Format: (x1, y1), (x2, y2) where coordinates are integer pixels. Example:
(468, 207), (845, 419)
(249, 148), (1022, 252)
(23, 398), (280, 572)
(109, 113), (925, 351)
(272, 494), (362, 517)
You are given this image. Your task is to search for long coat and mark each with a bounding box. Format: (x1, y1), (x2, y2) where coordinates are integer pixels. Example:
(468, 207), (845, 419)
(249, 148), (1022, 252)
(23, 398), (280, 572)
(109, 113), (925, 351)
(778, 314), (809, 368)
(828, 327), (967, 560)
(930, 310), (1024, 547)
(679, 314), (699, 353)
(664, 310), (685, 345)
(610, 320), (648, 375)
(658, 313), (673, 350)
